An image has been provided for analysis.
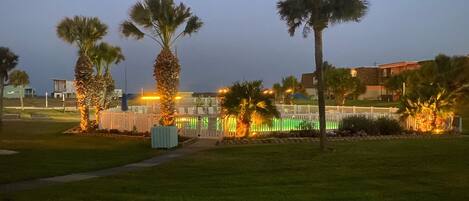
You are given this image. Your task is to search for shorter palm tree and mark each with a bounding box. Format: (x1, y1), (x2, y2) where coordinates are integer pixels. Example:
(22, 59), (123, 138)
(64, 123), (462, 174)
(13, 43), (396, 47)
(220, 81), (280, 138)
(89, 42), (125, 121)
(9, 70), (30, 110)
(398, 54), (469, 132)
(0, 47), (19, 123)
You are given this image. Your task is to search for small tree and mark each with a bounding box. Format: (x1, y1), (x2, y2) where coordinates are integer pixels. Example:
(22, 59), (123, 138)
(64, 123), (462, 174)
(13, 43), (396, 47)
(325, 68), (365, 105)
(220, 81), (280, 138)
(9, 70), (30, 110)
(398, 54), (469, 132)
(272, 76), (307, 104)
(0, 47), (19, 123)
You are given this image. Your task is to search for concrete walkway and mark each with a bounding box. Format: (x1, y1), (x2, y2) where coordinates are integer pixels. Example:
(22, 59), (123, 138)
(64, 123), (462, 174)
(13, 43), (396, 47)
(0, 139), (218, 193)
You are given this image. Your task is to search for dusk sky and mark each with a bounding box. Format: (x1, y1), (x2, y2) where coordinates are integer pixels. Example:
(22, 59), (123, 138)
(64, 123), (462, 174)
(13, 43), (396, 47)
(1, 0), (469, 94)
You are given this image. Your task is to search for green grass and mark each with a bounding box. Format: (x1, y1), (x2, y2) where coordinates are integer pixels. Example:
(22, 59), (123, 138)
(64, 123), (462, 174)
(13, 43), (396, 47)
(4, 97), (76, 108)
(5, 109), (81, 121)
(5, 138), (469, 201)
(0, 121), (158, 184)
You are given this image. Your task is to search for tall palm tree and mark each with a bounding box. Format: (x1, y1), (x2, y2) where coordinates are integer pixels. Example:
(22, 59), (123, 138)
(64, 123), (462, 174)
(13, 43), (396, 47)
(121, 0), (203, 126)
(277, 0), (369, 151)
(9, 70), (30, 111)
(89, 42), (125, 122)
(0, 47), (19, 123)
(220, 81), (280, 138)
(57, 16), (108, 131)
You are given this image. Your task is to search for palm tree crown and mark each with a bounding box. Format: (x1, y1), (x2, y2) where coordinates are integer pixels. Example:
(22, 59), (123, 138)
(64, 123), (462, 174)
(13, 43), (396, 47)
(220, 81), (280, 137)
(89, 42), (125, 76)
(121, 0), (203, 49)
(277, 0), (369, 35)
(9, 70), (29, 87)
(0, 47), (19, 81)
(57, 16), (108, 54)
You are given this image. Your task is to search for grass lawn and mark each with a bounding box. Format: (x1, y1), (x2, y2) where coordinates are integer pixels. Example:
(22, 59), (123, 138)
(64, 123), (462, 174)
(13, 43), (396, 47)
(0, 121), (157, 184)
(4, 109), (81, 121)
(4, 97), (77, 108)
(5, 138), (469, 201)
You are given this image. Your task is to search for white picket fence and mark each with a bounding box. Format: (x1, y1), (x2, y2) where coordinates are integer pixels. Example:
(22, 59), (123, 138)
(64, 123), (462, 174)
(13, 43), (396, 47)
(99, 105), (400, 139)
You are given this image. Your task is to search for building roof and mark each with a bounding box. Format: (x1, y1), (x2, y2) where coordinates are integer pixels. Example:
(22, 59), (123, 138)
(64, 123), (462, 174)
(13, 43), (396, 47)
(379, 61), (419, 69)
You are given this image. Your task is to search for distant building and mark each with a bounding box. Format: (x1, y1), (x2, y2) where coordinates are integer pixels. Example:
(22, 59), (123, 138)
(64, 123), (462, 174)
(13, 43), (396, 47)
(301, 73), (317, 99)
(379, 61), (421, 101)
(301, 61), (422, 102)
(52, 79), (76, 99)
(3, 85), (35, 99)
(113, 89), (123, 98)
(350, 67), (381, 100)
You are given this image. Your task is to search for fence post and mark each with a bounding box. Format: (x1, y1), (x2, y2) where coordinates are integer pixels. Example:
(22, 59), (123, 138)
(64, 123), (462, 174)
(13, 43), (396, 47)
(459, 117), (463, 133)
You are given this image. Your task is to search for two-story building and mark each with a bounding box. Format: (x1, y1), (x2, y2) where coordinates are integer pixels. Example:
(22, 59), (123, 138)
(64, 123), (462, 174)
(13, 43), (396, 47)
(301, 61), (422, 102)
(52, 79), (76, 99)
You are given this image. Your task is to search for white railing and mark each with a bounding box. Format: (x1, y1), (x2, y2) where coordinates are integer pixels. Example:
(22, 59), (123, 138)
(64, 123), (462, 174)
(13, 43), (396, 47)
(126, 104), (398, 116)
(99, 106), (400, 139)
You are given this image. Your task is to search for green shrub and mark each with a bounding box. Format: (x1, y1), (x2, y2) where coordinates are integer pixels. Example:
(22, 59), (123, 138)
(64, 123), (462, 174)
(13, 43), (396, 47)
(297, 120), (316, 131)
(375, 117), (402, 135)
(339, 115), (377, 135)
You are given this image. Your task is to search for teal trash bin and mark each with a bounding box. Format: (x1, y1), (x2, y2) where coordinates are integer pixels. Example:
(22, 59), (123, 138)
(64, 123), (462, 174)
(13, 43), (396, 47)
(151, 126), (178, 149)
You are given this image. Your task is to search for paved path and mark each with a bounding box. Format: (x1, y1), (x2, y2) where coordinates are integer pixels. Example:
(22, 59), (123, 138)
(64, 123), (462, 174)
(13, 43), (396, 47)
(0, 139), (218, 193)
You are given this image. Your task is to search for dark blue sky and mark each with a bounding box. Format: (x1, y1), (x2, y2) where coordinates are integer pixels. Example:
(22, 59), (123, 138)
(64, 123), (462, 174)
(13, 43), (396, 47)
(1, 0), (469, 94)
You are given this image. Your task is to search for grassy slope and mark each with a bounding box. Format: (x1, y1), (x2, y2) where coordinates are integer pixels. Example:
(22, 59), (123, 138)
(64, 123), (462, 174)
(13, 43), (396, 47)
(4, 109), (81, 121)
(6, 138), (469, 201)
(0, 121), (158, 184)
(3, 97), (76, 108)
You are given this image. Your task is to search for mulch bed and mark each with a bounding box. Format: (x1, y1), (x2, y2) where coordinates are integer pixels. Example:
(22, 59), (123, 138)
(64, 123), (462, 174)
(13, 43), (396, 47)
(219, 134), (464, 146)
(63, 126), (197, 146)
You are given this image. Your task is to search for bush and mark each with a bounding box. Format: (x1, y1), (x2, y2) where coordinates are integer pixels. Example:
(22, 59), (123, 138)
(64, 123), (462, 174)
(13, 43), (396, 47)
(375, 117), (402, 135)
(339, 115), (377, 135)
(339, 116), (403, 136)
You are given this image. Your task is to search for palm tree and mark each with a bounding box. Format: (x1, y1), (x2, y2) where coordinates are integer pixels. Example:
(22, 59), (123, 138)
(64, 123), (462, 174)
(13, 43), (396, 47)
(57, 16), (108, 131)
(277, 0), (369, 151)
(398, 54), (469, 132)
(0, 47), (19, 123)
(220, 81), (280, 138)
(9, 70), (30, 110)
(120, 0), (203, 126)
(89, 42), (125, 122)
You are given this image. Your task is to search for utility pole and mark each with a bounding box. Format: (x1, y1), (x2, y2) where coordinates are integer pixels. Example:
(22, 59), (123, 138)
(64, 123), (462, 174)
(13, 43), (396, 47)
(45, 92), (48, 108)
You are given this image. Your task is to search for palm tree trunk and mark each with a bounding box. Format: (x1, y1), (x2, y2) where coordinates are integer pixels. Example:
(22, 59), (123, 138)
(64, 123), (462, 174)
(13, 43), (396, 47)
(236, 118), (250, 138)
(0, 78), (4, 124)
(314, 28), (327, 151)
(75, 54), (93, 131)
(20, 85), (24, 110)
(155, 48), (180, 126)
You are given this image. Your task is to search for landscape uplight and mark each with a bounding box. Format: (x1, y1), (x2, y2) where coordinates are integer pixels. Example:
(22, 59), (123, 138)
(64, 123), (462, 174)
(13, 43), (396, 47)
(285, 89), (293, 93)
(218, 88), (229, 94)
(141, 96), (161, 100)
